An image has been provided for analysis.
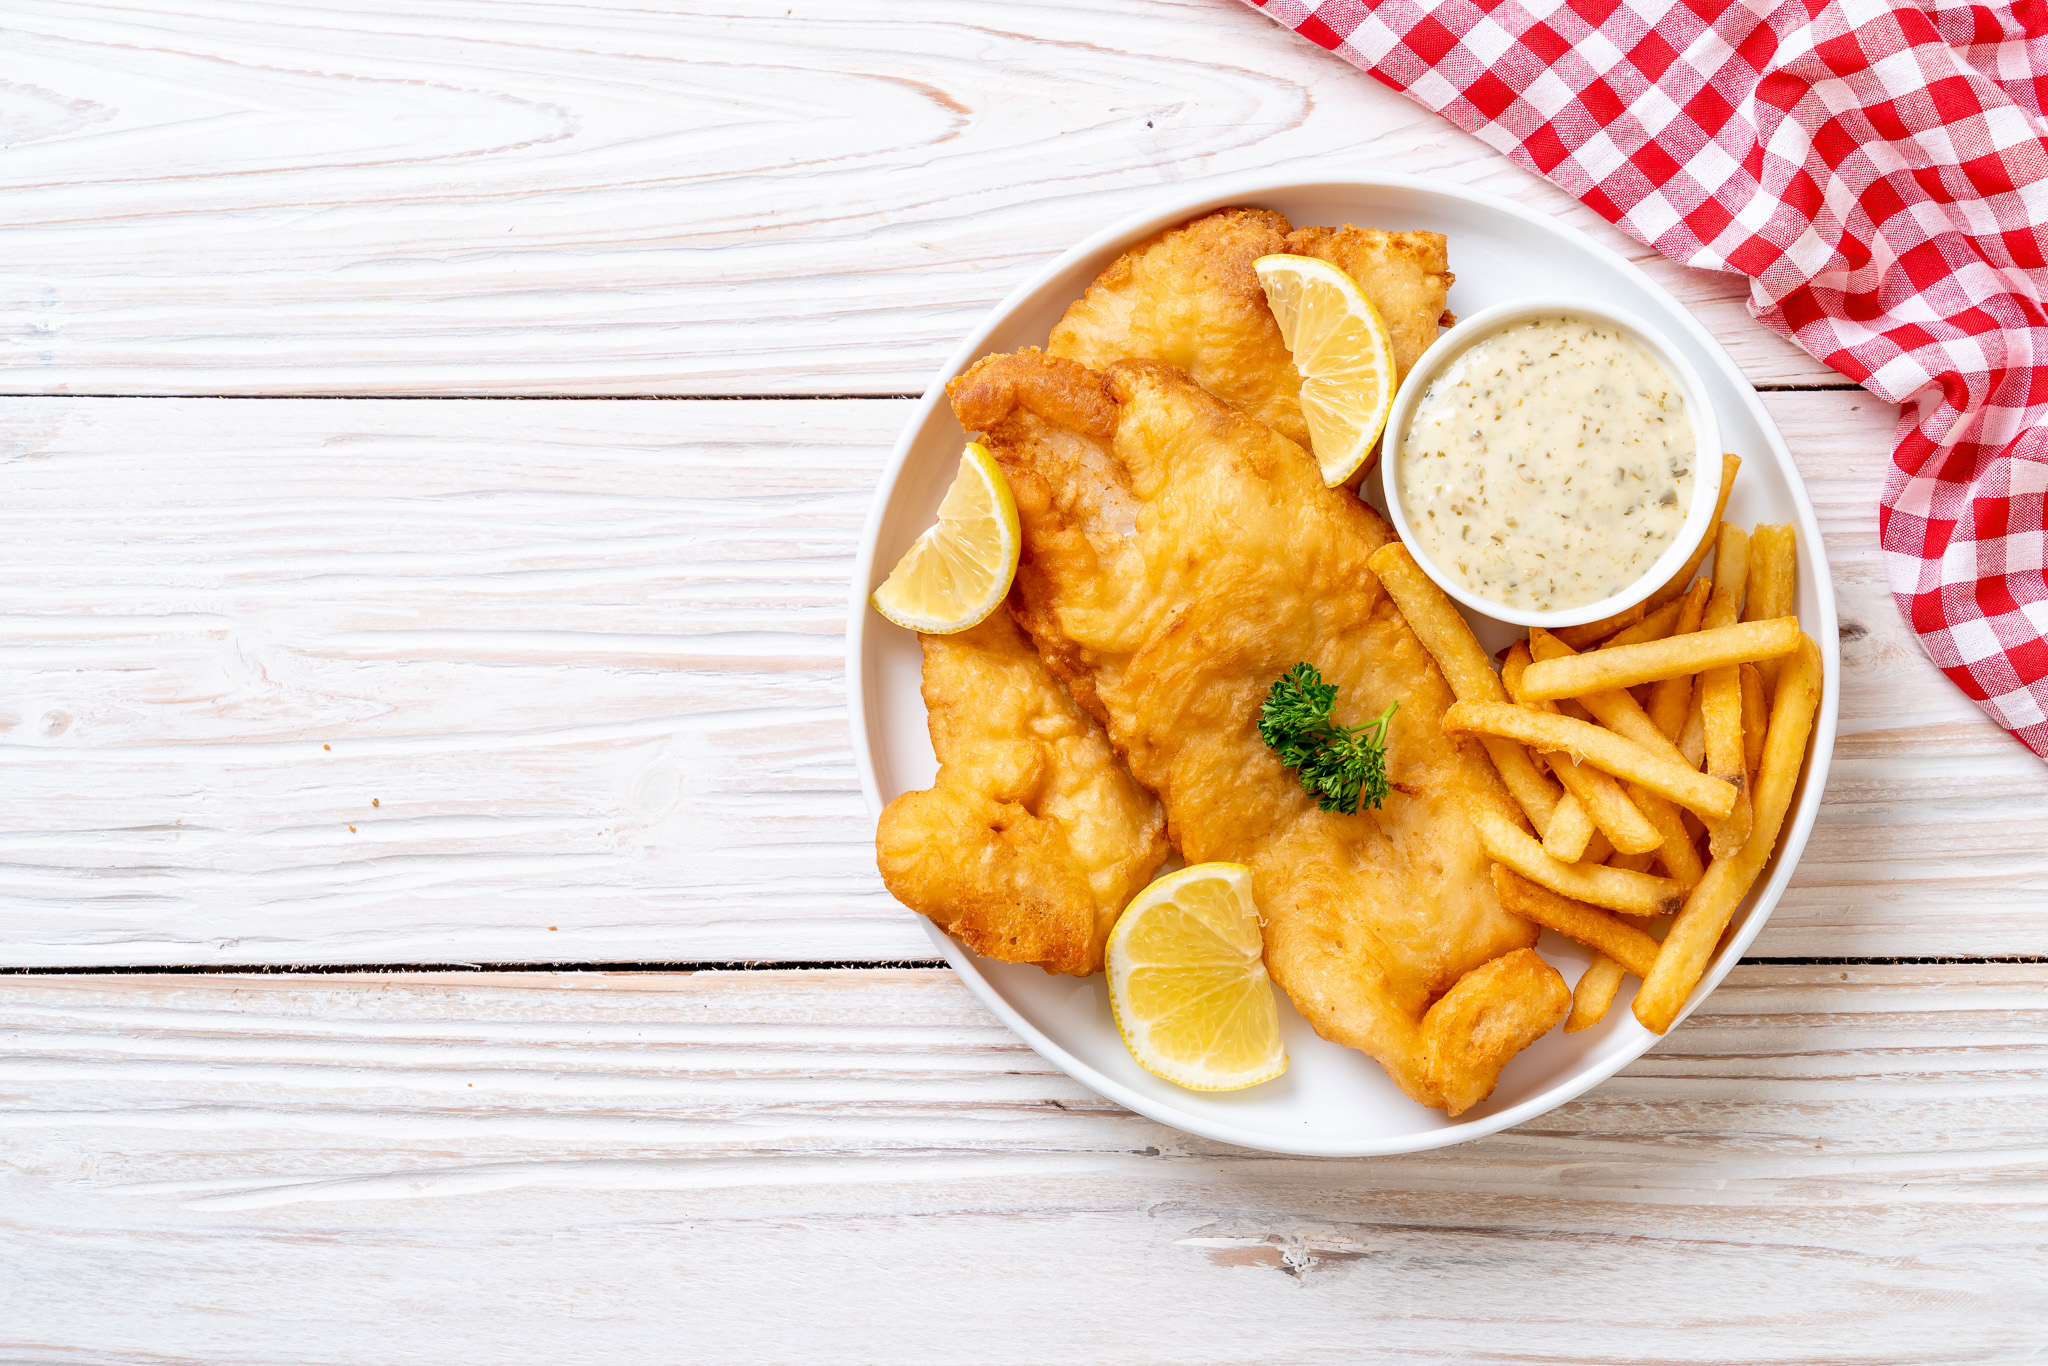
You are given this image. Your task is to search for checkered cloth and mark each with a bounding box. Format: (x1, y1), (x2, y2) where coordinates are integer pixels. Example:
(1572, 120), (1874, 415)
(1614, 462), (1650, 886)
(1247, 0), (2048, 759)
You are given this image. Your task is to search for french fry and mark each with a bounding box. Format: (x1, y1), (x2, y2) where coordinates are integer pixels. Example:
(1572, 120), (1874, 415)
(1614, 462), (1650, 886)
(1528, 629), (1707, 889)
(1545, 699), (1664, 855)
(1545, 791), (1597, 862)
(1551, 764), (1662, 855)
(1648, 578), (1713, 741)
(1695, 529), (1750, 861)
(1516, 640), (1711, 876)
(1517, 617), (1801, 700)
(1370, 543), (1559, 836)
(1631, 782), (1705, 889)
(1644, 452), (1741, 611)
(1601, 597), (1687, 650)
(1679, 687), (1707, 768)
(1501, 641), (1587, 856)
(1554, 602), (1646, 651)
(1442, 701), (1738, 821)
(1745, 524), (1797, 620)
(1740, 663), (1768, 774)
(1370, 544), (1501, 700)
(1704, 787), (1754, 861)
(1485, 747), (1558, 839)
(1608, 850), (1658, 873)
(1635, 634), (1824, 1033)
(1490, 865), (1661, 976)
(1510, 646), (1668, 862)
(1472, 808), (1684, 916)
(1700, 525), (1749, 790)
(1467, 740), (1547, 834)
(1702, 664), (1746, 780)
(1566, 954), (1628, 1033)
(1500, 639), (1534, 698)
(1703, 527), (1749, 632)
(1745, 524), (1798, 691)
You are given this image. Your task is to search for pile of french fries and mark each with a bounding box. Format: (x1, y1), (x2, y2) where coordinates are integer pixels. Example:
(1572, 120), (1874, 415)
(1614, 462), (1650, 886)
(1368, 453), (1824, 1035)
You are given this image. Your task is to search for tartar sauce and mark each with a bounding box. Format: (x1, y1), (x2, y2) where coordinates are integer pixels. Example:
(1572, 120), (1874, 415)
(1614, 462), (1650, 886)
(1396, 315), (1695, 612)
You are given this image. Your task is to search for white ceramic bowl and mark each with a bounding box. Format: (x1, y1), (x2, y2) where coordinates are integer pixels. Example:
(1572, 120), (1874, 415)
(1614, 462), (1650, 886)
(1380, 296), (1723, 629)
(847, 171), (1838, 1157)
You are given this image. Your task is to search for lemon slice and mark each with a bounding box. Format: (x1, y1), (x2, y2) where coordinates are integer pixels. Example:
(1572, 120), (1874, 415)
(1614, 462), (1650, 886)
(1107, 862), (1287, 1091)
(1254, 254), (1398, 486)
(871, 443), (1021, 634)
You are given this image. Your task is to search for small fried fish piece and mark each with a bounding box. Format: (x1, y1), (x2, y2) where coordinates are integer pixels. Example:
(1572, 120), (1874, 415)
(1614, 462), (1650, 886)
(875, 610), (1170, 977)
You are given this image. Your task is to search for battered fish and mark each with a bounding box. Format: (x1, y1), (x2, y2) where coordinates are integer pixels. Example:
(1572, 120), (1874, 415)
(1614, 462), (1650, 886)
(950, 348), (1567, 1112)
(875, 610), (1170, 977)
(1048, 208), (1453, 453)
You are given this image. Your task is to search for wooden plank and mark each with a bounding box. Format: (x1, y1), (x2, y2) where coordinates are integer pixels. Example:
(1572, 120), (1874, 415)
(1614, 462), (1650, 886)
(1, 391), (2039, 966)
(0, 0), (1832, 396)
(1758, 391), (2048, 956)
(0, 966), (2042, 1362)
(0, 396), (922, 964)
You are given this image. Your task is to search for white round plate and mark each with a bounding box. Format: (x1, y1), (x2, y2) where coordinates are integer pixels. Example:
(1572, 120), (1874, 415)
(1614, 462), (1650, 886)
(846, 172), (1839, 1157)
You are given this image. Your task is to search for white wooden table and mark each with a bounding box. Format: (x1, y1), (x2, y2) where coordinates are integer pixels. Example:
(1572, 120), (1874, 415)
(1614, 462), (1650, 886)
(4, 2), (2045, 1359)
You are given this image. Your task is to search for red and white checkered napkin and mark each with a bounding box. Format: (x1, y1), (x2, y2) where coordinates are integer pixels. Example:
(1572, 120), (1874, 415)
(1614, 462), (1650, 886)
(1247, 0), (2048, 759)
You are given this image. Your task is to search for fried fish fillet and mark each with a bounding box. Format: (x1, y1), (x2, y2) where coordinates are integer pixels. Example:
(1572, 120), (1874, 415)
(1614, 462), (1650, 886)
(950, 348), (1567, 1112)
(875, 610), (1170, 977)
(1048, 208), (1452, 452)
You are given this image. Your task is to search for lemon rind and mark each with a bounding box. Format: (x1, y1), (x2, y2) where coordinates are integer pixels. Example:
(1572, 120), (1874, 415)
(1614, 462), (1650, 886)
(1253, 253), (1398, 487)
(870, 443), (1021, 634)
(1106, 862), (1288, 1092)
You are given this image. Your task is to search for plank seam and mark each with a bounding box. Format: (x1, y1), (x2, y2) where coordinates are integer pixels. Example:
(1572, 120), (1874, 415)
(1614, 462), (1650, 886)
(0, 386), (1868, 401)
(1, 955), (2040, 977)
(0, 393), (929, 402)
(0, 960), (957, 976)
(1742, 955), (2048, 965)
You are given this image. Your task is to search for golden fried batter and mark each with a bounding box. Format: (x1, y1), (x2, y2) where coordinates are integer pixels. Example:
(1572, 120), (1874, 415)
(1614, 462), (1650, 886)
(875, 610), (1169, 977)
(1047, 208), (1452, 453)
(950, 349), (1564, 1111)
(1284, 223), (1454, 380)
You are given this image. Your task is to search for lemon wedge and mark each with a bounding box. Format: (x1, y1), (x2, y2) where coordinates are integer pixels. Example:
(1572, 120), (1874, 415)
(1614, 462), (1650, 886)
(1107, 862), (1287, 1091)
(871, 443), (1021, 634)
(1254, 253), (1398, 486)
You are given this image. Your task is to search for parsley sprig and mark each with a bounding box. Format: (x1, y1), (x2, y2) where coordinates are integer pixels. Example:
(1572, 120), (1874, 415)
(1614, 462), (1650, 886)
(1258, 662), (1398, 815)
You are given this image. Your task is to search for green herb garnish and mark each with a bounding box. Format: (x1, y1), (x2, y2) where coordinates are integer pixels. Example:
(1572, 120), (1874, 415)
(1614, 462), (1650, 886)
(1258, 662), (1398, 814)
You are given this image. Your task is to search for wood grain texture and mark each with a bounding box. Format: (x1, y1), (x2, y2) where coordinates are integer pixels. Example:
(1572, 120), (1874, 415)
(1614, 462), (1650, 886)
(1764, 391), (2048, 955)
(0, 390), (2040, 965)
(0, 966), (2043, 1363)
(0, 396), (910, 964)
(0, 0), (1833, 396)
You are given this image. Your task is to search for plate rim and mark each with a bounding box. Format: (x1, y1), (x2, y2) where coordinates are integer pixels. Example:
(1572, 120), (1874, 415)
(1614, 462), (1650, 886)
(845, 168), (1841, 1157)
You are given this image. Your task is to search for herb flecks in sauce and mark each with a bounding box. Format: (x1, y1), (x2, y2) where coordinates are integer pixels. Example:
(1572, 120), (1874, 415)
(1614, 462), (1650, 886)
(1398, 316), (1695, 611)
